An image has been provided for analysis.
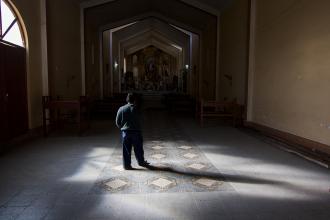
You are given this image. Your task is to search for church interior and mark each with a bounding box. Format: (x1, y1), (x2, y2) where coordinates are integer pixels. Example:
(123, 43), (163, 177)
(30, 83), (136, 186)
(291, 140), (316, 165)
(0, 0), (330, 219)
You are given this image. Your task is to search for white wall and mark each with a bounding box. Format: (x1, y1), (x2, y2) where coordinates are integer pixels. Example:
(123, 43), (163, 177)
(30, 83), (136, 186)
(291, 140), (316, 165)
(251, 0), (330, 146)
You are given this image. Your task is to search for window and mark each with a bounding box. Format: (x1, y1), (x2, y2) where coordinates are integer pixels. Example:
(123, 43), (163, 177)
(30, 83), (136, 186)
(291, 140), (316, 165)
(0, 0), (24, 47)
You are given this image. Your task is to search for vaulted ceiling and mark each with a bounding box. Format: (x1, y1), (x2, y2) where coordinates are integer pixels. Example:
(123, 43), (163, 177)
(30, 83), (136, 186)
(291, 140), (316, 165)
(84, 0), (218, 33)
(81, 0), (233, 13)
(112, 18), (190, 58)
(112, 18), (190, 46)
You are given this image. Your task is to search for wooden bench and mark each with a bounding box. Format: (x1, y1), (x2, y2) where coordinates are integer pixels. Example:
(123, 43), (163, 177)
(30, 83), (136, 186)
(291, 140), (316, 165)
(42, 96), (91, 136)
(196, 99), (243, 127)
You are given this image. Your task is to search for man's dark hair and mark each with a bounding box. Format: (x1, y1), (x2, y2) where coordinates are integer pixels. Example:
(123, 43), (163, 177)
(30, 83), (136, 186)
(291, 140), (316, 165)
(126, 93), (136, 103)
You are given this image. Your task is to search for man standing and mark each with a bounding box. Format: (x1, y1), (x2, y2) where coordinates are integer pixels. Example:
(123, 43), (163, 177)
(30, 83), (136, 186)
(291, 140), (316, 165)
(116, 93), (150, 170)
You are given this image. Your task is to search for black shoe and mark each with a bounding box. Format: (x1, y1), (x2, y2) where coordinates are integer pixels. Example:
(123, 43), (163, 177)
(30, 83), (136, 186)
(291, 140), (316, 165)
(124, 165), (134, 170)
(138, 161), (150, 167)
(139, 161), (155, 169)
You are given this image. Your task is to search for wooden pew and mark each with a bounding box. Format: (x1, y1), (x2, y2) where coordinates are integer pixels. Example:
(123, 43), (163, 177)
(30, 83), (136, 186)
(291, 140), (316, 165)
(196, 99), (243, 127)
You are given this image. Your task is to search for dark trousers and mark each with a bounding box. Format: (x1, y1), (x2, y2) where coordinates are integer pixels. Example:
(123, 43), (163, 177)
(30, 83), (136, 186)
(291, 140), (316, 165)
(121, 130), (145, 167)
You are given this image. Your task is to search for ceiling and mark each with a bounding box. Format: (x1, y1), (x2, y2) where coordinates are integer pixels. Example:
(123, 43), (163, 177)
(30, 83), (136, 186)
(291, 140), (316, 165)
(81, 0), (234, 13)
(109, 17), (190, 62)
(112, 18), (190, 47)
(85, 0), (218, 33)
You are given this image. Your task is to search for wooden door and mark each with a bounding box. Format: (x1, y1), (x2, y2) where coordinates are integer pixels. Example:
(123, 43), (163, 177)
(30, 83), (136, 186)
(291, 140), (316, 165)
(0, 41), (28, 142)
(0, 43), (8, 142)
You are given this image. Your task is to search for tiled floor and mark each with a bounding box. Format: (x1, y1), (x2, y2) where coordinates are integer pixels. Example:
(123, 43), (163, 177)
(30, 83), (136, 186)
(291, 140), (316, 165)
(92, 114), (232, 195)
(0, 110), (329, 220)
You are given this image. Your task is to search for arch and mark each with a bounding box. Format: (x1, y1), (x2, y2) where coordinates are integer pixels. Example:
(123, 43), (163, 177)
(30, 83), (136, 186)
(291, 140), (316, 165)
(104, 18), (191, 95)
(0, 0), (28, 48)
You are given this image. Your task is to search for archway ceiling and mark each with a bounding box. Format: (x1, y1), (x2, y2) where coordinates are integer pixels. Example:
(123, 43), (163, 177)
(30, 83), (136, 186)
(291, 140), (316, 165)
(121, 31), (183, 51)
(112, 18), (189, 53)
(116, 29), (185, 52)
(125, 39), (182, 58)
(112, 17), (190, 47)
(85, 0), (218, 33)
(120, 31), (183, 57)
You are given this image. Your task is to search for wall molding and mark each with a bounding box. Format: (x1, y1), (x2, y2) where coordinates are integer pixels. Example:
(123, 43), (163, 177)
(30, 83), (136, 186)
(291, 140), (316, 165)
(247, 0), (256, 121)
(40, 0), (49, 96)
(245, 121), (330, 165)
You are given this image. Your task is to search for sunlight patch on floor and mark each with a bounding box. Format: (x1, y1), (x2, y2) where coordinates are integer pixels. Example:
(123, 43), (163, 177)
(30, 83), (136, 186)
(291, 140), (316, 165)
(232, 181), (322, 201)
(62, 147), (111, 182)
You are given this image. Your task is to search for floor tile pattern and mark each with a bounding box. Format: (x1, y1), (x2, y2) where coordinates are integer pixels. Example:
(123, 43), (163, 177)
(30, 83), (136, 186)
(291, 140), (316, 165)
(92, 111), (233, 194)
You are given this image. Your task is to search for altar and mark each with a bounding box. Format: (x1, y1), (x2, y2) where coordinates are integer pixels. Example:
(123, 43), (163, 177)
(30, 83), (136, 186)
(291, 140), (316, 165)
(121, 46), (187, 93)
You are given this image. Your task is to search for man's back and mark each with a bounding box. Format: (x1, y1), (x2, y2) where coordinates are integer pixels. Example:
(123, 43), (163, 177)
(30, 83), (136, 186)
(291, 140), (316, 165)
(116, 103), (141, 131)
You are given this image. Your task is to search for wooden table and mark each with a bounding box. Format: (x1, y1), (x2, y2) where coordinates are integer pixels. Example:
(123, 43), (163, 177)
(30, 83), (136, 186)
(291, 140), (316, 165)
(42, 96), (90, 136)
(196, 99), (243, 127)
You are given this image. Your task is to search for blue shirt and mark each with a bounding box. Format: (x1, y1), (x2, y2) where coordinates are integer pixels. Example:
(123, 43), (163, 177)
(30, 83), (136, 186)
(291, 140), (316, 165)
(115, 103), (141, 131)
